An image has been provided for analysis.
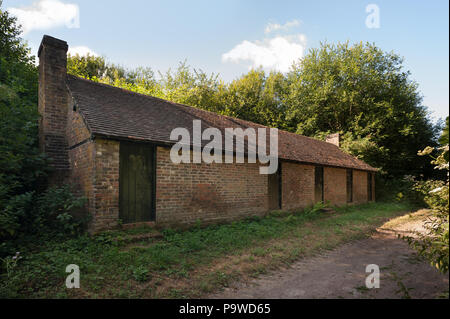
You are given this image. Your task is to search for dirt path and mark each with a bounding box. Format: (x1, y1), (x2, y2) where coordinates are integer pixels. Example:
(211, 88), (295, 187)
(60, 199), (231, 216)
(210, 210), (449, 299)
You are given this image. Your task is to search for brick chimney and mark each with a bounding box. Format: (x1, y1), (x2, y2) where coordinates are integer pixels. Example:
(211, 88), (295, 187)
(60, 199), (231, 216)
(326, 133), (340, 147)
(38, 35), (70, 183)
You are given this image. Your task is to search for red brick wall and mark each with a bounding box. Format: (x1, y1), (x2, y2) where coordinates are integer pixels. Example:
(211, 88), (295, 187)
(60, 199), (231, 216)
(92, 139), (120, 231)
(353, 170), (368, 204)
(67, 104), (91, 146)
(280, 164), (374, 209)
(38, 36), (70, 181)
(64, 133), (375, 231)
(66, 106), (95, 229)
(281, 162), (315, 210)
(156, 146), (268, 226)
(324, 167), (347, 206)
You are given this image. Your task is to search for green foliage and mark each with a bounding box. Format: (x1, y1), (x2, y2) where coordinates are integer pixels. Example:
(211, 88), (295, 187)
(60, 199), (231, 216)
(35, 186), (88, 234)
(0, 186), (88, 256)
(131, 265), (150, 282)
(303, 201), (329, 216)
(0, 7), (46, 202)
(405, 143), (449, 273)
(0, 252), (21, 277)
(284, 42), (438, 178)
(439, 116), (449, 146)
(375, 175), (425, 206)
(67, 54), (109, 79)
(0, 7), (87, 255)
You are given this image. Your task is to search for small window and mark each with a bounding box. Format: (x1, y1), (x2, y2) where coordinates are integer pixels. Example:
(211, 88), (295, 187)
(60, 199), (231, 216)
(346, 169), (353, 203)
(367, 172), (373, 201)
(315, 166), (324, 203)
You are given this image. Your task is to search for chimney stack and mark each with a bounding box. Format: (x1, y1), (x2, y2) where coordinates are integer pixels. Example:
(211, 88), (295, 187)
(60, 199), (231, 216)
(326, 133), (340, 147)
(38, 35), (70, 183)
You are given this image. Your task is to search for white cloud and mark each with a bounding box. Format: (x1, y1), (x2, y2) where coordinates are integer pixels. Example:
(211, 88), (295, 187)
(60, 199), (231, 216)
(8, 0), (80, 35)
(222, 34), (306, 73)
(264, 19), (300, 34)
(68, 46), (98, 57)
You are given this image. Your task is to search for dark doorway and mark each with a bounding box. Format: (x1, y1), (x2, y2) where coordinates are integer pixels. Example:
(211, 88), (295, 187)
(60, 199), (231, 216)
(268, 163), (282, 210)
(119, 142), (156, 223)
(347, 169), (353, 203)
(367, 172), (373, 201)
(315, 166), (324, 203)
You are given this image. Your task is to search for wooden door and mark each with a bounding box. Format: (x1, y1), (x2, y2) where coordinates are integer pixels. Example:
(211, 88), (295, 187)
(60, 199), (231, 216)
(347, 169), (353, 203)
(119, 142), (155, 223)
(268, 163), (281, 210)
(314, 166), (324, 203)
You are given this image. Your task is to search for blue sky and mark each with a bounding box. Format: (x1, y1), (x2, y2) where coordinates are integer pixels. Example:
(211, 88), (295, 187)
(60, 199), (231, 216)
(4, 0), (449, 121)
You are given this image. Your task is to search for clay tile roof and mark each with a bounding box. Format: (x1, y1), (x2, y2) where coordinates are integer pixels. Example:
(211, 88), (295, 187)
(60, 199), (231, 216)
(67, 74), (377, 172)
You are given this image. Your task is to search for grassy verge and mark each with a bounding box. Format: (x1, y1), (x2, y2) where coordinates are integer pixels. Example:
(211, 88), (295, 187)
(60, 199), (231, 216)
(0, 201), (413, 298)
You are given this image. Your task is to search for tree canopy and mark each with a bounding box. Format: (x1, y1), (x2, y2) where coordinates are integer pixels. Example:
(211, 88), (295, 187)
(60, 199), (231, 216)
(283, 42), (439, 178)
(439, 116), (449, 146)
(0, 6), (45, 204)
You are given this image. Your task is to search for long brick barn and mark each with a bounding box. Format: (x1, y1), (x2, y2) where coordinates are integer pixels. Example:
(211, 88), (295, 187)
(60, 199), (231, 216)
(38, 35), (377, 232)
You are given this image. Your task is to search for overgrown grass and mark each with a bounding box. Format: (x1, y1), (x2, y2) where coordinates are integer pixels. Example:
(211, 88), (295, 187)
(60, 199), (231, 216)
(0, 201), (413, 298)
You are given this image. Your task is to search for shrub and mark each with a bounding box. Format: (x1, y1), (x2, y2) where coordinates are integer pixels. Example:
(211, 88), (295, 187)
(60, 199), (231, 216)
(375, 175), (425, 206)
(404, 145), (449, 273)
(35, 185), (89, 235)
(131, 265), (150, 282)
(0, 192), (34, 238)
(0, 186), (88, 257)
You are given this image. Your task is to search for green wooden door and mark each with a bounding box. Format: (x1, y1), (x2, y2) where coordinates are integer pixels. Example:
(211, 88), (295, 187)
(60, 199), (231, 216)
(268, 163), (281, 210)
(314, 166), (324, 203)
(119, 142), (155, 223)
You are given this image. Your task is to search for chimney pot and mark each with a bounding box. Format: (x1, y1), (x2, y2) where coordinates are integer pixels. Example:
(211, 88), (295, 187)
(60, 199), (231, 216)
(326, 133), (340, 147)
(38, 35), (68, 57)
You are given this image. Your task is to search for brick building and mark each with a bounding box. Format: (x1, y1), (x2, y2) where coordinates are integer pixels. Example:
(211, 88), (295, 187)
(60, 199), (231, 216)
(38, 35), (377, 232)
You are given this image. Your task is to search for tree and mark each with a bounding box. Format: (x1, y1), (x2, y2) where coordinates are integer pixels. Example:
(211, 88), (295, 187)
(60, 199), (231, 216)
(407, 140), (449, 273)
(0, 4), (45, 202)
(217, 69), (288, 129)
(439, 116), (449, 146)
(284, 42), (438, 178)
(67, 54), (108, 79)
(157, 60), (221, 111)
(1, 5), (86, 245)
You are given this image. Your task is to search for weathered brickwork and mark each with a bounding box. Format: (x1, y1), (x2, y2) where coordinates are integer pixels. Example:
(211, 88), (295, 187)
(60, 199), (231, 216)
(156, 146), (268, 226)
(92, 139), (120, 232)
(281, 162), (315, 210)
(66, 111), (120, 232)
(66, 105), (95, 228)
(64, 136), (376, 232)
(324, 167), (347, 206)
(67, 103), (91, 147)
(353, 170), (368, 204)
(38, 36), (70, 183)
(67, 141), (95, 216)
